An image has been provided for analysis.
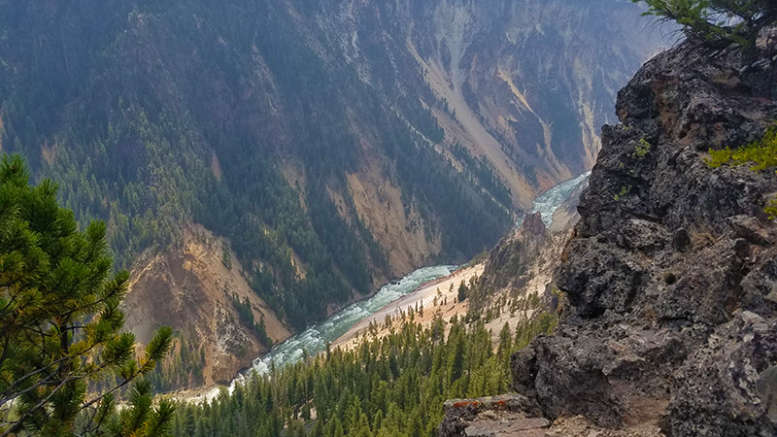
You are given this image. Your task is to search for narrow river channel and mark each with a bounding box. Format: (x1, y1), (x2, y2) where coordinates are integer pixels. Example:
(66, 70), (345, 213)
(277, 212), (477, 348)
(216, 265), (455, 395)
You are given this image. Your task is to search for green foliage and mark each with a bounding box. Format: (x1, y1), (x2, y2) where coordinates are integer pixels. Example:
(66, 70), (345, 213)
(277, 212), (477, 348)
(765, 197), (777, 220)
(705, 125), (777, 217)
(0, 155), (173, 436)
(633, 0), (777, 46)
(230, 294), (273, 348)
(221, 245), (232, 270)
(707, 125), (777, 171)
(614, 185), (632, 201)
(457, 281), (469, 303)
(102, 380), (176, 437)
(634, 138), (652, 158)
(148, 335), (206, 393)
(449, 143), (512, 209)
(168, 312), (558, 437)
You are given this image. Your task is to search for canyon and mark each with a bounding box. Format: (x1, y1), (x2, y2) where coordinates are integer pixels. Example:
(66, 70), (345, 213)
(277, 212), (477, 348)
(0, 0), (666, 388)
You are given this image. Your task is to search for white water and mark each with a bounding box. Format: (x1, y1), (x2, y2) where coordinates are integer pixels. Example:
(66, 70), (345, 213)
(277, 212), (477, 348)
(199, 265), (455, 400)
(528, 171), (590, 227)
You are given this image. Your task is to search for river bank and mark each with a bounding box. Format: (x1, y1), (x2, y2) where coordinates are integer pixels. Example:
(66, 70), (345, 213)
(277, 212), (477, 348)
(172, 264), (456, 403)
(331, 264), (484, 351)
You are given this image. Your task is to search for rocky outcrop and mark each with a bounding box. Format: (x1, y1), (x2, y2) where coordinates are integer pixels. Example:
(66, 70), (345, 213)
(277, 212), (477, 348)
(549, 178), (588, 234)
(516, 31), (777, 436)
(441, 29), (777, 437)
(439, 394), (664, 437)
(476, 213), (549, 294)
(438, 395), (546, 437)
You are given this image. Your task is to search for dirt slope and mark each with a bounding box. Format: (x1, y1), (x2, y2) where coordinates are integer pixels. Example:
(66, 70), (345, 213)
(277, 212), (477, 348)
(123, 225), (291, 387)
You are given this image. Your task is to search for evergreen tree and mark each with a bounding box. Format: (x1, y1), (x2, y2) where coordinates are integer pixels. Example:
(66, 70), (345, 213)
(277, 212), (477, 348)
(447, 333), (466, 385)
(166, 306), (559, 437)
(457, 282), (469, 303)
(633, 0), (777, 46)
(497, 322), (513, 371)
(0, 155), (173, 436)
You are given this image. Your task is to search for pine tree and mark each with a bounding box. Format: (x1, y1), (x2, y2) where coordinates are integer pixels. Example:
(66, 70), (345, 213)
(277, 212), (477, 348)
(457, 281), (469, 302)
(164, 302), (559, 437)
(497, 322), (513, 373)
(447, 333), (466, 384)
(633, 0), (777, 46)
(0, 155), (173, 436)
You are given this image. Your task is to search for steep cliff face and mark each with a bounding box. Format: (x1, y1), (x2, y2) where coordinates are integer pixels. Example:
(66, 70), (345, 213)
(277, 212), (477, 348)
(440, 28), (777, 437)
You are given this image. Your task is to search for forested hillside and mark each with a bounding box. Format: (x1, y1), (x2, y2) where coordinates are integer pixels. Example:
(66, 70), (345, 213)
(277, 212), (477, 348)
(169, 309), (558, 437)
(0, 0), (665, 387)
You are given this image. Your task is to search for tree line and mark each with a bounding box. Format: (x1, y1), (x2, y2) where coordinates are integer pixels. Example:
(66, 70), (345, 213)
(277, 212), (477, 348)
(167, 308), (558, 437)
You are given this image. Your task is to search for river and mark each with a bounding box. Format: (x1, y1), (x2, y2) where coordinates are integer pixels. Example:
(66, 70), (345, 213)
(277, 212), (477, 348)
(213, 265), (456, 395)
(529, 171), (590, 226)
(207, 172), (590, 398)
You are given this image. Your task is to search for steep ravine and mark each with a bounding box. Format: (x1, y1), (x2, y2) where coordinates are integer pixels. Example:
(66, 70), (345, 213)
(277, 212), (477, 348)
(439, 29), (777, 437)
